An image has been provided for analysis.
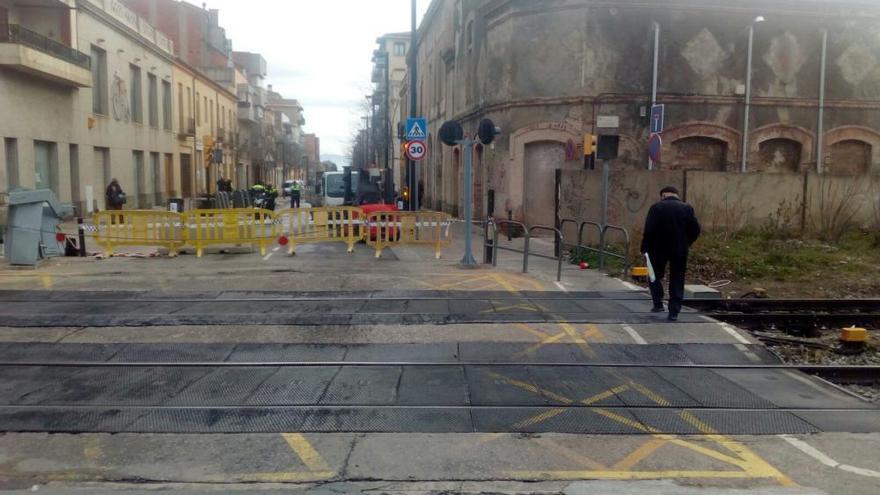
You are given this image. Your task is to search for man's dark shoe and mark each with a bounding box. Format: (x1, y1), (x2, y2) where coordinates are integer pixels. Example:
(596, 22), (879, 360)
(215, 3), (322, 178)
(667, 313), (679, 322)
(651, 306), (665, 313)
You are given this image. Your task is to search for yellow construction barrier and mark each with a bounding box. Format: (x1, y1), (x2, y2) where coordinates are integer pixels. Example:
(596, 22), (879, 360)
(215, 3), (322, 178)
(182, 208), (276, 258)
(91, 210), (184, 256)
(274, 206), (364, 254)
(365, 210), (453, 259)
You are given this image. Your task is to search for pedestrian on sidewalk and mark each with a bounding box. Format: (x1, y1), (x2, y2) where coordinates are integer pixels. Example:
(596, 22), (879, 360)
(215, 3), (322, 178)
(640, 186), (701, 321)
(105, 178), (126, 211)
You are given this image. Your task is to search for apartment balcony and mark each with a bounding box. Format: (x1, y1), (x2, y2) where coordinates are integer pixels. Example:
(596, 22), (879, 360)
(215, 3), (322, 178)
(0, 23), (91, 87)
(178, 118), (196, 140)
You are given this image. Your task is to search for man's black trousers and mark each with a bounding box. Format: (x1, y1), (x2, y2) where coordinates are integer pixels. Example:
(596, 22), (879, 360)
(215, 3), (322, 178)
(648, 253), (687, 316)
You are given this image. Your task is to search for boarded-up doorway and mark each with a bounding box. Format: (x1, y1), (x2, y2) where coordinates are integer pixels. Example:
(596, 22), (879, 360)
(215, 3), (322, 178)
(670, 137), (727, 171)
(524, 141), (569, 228)
(829, 140), (870, 175)
(757, 138), (802, 172)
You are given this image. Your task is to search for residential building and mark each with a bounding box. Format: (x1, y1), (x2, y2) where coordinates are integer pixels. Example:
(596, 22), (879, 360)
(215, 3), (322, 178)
(1, 0), (177, 215)
(303, 133), (320, 185)
(372, 32), (409, 195)
(123, 0), (231, 69)
(233, 51), (273, 185)
(266, 86), (306, 183)
(406, 0), (880, 226)
(171, 60), (237, 197)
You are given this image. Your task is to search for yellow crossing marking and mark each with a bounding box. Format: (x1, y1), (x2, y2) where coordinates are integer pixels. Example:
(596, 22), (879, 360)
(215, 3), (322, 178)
(612, 438), (667, 470)
(241, 433), (336, 482)
(282, 433), (331, 472)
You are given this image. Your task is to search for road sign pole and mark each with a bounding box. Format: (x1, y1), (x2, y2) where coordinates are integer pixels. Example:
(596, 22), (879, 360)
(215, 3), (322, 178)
(460, 138), (477, 267)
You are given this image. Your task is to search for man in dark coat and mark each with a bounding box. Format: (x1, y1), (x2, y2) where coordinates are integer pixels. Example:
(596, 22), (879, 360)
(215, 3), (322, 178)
(640, 186), (701, 321)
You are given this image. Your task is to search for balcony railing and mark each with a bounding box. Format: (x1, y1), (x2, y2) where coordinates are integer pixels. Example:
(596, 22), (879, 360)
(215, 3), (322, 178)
(0, 24), (90, 69)
(178, 118), (196, 138)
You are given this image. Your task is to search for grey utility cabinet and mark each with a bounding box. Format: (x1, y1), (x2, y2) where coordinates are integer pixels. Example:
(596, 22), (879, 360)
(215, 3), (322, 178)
(4, 189), (73, 266)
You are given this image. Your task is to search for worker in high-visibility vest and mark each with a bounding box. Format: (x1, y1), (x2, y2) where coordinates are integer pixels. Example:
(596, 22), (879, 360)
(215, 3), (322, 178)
(291, 180), (302, 208)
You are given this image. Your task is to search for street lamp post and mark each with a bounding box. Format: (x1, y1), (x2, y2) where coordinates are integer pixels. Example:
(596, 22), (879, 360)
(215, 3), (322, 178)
(741, 15), (765, 173)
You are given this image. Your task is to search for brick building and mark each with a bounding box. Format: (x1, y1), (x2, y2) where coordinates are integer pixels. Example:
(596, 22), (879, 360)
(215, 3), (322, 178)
(406, 0), (880, 226)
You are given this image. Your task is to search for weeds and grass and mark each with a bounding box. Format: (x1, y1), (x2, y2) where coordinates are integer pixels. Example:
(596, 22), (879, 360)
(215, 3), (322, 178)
(689, 229), (880, 298)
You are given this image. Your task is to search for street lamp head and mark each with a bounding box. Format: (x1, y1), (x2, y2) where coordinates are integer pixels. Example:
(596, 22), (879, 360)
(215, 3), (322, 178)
(754, 15), (765, 23)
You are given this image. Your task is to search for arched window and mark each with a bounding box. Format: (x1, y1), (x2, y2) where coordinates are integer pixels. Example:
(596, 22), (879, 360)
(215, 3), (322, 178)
(829, 140), (871, 175)
(670, 137), (728, 171)
(756, 138), (802, 172)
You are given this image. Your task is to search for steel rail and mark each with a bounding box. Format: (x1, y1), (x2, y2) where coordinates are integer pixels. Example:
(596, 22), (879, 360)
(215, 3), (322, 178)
(0, 404), (872, 412)
(0, 361), (877, 373)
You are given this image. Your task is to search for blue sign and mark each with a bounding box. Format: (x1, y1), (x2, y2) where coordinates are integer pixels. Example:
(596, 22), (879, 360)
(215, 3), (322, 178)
(650, 104), (665, 134)
(405, 117), (427, 141)
(648, 133), (662, 163)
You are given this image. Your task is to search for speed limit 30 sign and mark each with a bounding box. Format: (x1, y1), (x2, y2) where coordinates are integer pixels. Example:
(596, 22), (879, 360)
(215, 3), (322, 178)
(405, 140), (427, 161)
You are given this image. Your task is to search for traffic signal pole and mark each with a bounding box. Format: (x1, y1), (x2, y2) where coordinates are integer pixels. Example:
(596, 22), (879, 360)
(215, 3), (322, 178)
(409, 0), (418, 210)
(459, 138), (478, 267)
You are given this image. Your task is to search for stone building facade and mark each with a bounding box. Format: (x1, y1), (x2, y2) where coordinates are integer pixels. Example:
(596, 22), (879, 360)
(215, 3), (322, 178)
(408, 0), (880, 226)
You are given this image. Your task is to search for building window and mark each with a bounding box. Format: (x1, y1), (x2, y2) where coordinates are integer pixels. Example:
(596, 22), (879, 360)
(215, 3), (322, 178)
(162, 80), (172, 130)
(467, 20), (474, 51)
(177, 83), (184, 130)
(34, 141), (58, 195)
(195, 91), (201, 123)
(90, 46), (108, 115)
(4, 138), (19, 190)
(130, 64), (143, 123)
(148, 73), (159, 127)
(203, 96), (208, 124)
(394, 42), (406, 56)
(150, 152), (161, 204)
(132, 150), (144, 208)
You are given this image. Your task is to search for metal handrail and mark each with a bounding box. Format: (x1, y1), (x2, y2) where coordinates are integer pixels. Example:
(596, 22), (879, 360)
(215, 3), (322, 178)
(0, 24), (90, 69)
(492, 220), (529, 272)
(600, 224), (631, 274)
(527, 225), (564, 282)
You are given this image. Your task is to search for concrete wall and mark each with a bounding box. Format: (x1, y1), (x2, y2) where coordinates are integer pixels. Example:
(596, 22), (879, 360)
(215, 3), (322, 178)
(558, 170), (880, 242)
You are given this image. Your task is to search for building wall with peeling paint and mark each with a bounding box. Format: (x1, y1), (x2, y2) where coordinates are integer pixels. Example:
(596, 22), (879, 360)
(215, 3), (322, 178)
(408, 0), (880, 223)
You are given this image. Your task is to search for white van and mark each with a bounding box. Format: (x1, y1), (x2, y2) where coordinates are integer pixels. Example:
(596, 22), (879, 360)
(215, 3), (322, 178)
(322, 170), (358, 206)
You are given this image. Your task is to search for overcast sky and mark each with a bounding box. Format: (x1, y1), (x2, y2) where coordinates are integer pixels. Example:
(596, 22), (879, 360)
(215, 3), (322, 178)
(197, 0), (430, 162)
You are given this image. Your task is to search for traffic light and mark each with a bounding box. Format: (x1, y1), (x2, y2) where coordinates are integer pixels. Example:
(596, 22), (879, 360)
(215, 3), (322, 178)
(583, 134), (597, 156)
(402, 186), (410, 201)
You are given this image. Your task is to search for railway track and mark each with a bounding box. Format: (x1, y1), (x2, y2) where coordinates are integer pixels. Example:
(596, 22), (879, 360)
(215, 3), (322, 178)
(686, 299), (880, 334)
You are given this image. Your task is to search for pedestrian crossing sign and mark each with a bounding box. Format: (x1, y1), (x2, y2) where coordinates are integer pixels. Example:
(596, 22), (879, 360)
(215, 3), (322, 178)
(405, 118), (427, 140)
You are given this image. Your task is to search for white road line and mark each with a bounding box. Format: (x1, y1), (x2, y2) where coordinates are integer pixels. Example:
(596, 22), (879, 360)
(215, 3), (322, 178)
(554, 281), (568, 292)
(621, 281), (643, 291)
(780, 435), (880, 478)
(263, 246), (280, 261)
(719, 322), (752, 345)
(621, 324), (647, 345)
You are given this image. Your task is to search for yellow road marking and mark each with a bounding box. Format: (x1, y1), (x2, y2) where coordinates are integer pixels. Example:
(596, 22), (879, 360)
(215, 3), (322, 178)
(491, 273), (521, 294)
(583, 323), (607, 342)
(486, 372), (573, 404)
(581, 385), (629, 405)
(238, 471), (336, 482)
(281, 433), (332, 472)
(484, 303), (539, 313)
(556, 320), (594, 358)
(535, 438), (608, 470)
(612, 438), (667, 470)
(513, 408), (568, 429)
(515, 322), (554, 340)
(513, 333), (568, 358)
